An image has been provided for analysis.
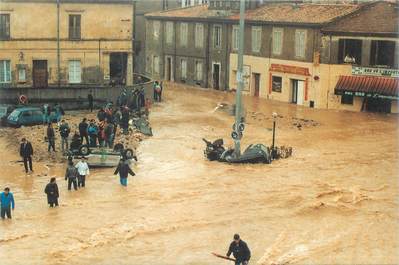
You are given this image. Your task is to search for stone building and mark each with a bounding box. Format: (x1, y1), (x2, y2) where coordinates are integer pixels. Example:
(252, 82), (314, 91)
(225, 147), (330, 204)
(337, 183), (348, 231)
(319, 1), (399, 113)
(0, 0), (134, 88)
(145, 0), (398, 113)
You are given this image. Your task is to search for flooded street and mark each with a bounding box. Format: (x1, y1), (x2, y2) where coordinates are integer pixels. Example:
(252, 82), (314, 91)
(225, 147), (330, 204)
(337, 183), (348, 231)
(1, 82), (398, 265)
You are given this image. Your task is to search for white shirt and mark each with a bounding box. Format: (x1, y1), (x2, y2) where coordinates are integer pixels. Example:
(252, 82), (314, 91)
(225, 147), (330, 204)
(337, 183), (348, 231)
(75, 161), (90, 176)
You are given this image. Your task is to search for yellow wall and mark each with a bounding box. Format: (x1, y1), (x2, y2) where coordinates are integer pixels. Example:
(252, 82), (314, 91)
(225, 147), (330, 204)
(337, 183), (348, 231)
(229, 54), (317, 107)
(229, 54), (399, 113)
(0, 2), (133, 86)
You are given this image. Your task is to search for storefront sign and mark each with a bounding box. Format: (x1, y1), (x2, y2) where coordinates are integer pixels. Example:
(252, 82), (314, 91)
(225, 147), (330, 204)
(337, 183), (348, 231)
(352, 66), (399, 78)
(342, 91), (399, 100)
(269, 64), (311, 76)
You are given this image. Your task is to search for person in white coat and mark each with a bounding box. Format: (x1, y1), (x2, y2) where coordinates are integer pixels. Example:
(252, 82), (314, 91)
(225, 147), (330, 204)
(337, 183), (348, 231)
(75, 157), (90, 188)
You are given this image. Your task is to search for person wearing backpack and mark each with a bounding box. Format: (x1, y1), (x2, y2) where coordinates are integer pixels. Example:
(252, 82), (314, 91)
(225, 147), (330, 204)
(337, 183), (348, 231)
(59, 120), (71, 153)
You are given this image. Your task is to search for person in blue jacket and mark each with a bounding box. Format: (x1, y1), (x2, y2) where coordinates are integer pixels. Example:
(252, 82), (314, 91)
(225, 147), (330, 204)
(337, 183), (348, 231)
(1, 187), (15, 219)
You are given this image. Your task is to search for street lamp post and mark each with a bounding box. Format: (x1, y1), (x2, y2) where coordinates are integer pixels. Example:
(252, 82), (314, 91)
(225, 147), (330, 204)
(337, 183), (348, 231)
(271, 112), (277, 158)
(233, 0), (246, 158)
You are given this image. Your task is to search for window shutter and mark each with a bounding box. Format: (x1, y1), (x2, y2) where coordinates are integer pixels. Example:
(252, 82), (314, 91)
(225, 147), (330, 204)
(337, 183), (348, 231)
(181, 59), (187, 79)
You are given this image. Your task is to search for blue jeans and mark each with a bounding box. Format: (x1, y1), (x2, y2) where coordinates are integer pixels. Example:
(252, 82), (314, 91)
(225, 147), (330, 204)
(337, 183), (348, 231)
(120, 177), (127, 186)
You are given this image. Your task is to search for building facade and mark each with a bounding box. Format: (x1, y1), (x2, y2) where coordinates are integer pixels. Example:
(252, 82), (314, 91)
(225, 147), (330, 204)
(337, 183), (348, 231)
(145, 0), (399, 113)
(0, 0), (134, 88)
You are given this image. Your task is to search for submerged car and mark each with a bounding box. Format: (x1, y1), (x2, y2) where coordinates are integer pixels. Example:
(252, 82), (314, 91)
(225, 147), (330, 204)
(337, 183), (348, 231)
(7, 107), (57, 127)
(0, 104), (16, 126)
(203, 138), (272, 164)
(66, 137), (136, 168)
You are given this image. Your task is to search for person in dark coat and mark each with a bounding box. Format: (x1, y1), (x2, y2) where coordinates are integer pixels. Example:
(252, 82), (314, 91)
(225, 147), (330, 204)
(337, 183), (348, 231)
(65, 161), (78, 191)
(88, 91), (94, 112)
(44, 177), (59, 207)
(47, 123), (56, 152)
(121, 106), (130, 135)
(79, 118), (89, 145)
(114, 158), (135, 186)
(20, 138), (33, 173)
(226, 234), (251, 265)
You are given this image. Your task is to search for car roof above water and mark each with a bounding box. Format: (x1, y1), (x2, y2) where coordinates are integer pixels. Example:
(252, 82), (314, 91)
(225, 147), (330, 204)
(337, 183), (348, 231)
(13, 107), (41, 112)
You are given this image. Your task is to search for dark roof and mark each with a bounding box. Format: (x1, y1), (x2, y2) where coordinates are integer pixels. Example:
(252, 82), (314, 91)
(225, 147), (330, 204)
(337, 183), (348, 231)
(322, 1), (398, 36)
(1, 0), (132, 4)
(145, 3), (360, 25)
(335, 75), (399, 98)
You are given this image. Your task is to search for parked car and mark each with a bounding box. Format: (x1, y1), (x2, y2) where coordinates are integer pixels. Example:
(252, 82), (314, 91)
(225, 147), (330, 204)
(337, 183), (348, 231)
(0, 104), (16, 126)
(7, 107), (57, 127)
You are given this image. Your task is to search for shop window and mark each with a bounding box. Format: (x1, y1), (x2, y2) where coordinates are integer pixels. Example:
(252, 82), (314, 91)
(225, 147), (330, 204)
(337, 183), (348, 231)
(338, 39), (362, 65)
(272, 76), (282, 93)
(195, 60), (203, 81)
(341, 94), (353, 105)
(370, 40), (395, 68)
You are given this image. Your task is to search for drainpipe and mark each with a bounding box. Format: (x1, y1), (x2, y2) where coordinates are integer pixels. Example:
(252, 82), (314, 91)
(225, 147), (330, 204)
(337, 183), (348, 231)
(205, 22), (210, 88)
(132, 0), (136, 78)
(57, 0), (61, 87)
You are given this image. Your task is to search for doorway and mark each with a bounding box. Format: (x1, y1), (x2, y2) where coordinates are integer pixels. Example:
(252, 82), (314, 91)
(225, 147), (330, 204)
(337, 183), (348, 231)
(291, 79), (304, 105)
(165, 56), (173, 81)
(32, 60), (48, 88)
(110, 52), (128, 86)
(253, 73), (260, 97)
(365, 97), (391, 113)
(212, 63), (220, 90)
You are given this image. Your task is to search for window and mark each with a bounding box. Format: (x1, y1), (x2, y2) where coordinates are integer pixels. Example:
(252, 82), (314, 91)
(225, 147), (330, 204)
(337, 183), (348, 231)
(0, 14), (10, 40)
(338, 39), (362, 64)
(272, 28), (283, 55)
(370, 40), (396, 68)
(18, 68), (26, 82)
(165, 21), (174, 44)
(146, 56), (152, 73)
(0, 60), (11, 83)
(180, 23), (188, 47)
(153, 56), (160, 74)
(251, 26), (262, 53)
(213, 25), (222, 48)
(232, 25), (239, 51)
(69, 60), (81, 84)
(181, 59), (187, 79)
(195, 60), (203, 81)
(341, 94), (354, 105)
(195, 23), (204, 48)
(295, 29), (306, 58)
(272, 76), (282, 92)
(153, 20), (160, 41)
(69, 15), (81, 40)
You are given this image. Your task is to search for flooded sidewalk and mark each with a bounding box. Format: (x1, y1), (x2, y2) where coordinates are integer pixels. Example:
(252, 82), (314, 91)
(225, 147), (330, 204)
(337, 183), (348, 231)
(0, 82), (398, 265)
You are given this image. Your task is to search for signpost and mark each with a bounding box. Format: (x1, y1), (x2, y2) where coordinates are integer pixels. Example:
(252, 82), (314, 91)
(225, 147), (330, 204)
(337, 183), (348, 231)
(233, 0), (246, 158)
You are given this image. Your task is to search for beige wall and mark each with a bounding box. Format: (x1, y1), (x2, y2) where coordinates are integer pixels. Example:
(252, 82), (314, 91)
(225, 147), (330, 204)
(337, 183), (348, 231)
(229, 54), (316, 107)
(229, 54), (399, 113)
(0, 2), (133, 87)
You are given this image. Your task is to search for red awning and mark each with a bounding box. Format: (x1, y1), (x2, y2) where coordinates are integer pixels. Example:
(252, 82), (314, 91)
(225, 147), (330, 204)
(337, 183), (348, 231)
(335, 75), (399, 98)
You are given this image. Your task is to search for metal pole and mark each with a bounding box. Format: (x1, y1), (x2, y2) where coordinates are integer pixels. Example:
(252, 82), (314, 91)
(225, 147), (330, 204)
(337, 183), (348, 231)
(57, 0), (60, 88)
(233, 0), (245, 158)
(272, 120), (275, 150)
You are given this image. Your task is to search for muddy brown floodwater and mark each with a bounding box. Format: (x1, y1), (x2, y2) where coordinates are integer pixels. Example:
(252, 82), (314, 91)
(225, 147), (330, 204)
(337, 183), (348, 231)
(0, 82), (398, 265)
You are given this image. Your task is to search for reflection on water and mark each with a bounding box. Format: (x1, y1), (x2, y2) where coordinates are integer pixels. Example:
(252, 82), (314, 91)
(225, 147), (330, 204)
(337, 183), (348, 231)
(0, 82), (398, 265)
